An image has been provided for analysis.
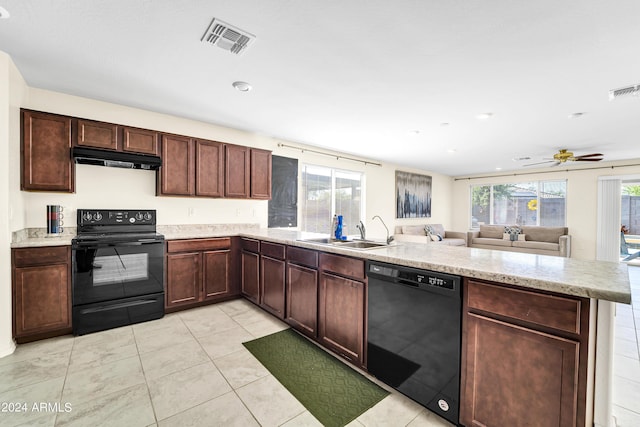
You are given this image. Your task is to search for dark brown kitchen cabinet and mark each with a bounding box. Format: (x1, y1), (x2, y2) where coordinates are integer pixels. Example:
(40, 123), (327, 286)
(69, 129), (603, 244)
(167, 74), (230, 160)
(21, 110), (74, 192)
(165, 238), (232, 311)
(460, 279), (590, 427)
(122, 126), (159, 155)
(318, 253), (366, 367)
(159, 134), (194, 196)
(76, 119), (118, 150)
(250, 148), (272, 199)
(195, 139), (224, 197)
(286, 246), (319, 338)
(241, 238), (260, 304)
(225, 144), (250, 198)
(260, 242), (286, 319)
(12, 246), (72, 343)
(158, 136), (225, 198)
(75, 120), (159, 156)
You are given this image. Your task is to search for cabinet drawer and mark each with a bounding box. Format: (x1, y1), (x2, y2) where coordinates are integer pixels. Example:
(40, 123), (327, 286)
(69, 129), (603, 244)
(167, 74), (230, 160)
(287, 246), (318, 268)
(241, 238), (260, 253)
(167, 238), (231, 253)
(319, 253), (365, 281)
(13, 246), (70, 267)
(261, 241), (285, 260)
(466, 280), (582, 335)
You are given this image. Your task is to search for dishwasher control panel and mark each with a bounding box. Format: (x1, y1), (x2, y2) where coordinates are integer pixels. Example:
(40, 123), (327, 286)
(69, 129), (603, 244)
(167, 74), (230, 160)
(367, 262), (459, 291)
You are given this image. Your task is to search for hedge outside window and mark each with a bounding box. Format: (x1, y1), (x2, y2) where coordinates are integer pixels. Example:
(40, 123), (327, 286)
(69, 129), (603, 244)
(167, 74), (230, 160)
(471, 180), (566, 228)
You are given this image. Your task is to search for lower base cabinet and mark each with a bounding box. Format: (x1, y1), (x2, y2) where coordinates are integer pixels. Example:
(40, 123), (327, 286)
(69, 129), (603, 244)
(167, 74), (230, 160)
(166, 238), (233, 311)
(460, 279), (589, 427)
(241, 238), (260, 304)
(12, 246), (72, 342)
(318, 253), (366, 367)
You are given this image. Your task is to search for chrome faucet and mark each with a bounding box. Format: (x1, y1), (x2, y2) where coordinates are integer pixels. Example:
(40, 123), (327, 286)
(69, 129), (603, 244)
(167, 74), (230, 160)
(372, 215), (394, 245)
(356, 221), (366, 240)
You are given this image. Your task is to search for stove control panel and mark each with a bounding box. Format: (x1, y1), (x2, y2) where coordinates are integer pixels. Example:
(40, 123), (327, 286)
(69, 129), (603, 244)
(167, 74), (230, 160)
(77, 209), (157, 226)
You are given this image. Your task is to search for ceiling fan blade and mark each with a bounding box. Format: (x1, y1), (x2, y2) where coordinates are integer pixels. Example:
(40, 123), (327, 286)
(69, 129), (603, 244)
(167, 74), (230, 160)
(573, 153), (603, 159)
(523, 160), (556, 166)
(549, 161), (562, 167)
(573, 158), (603, 162)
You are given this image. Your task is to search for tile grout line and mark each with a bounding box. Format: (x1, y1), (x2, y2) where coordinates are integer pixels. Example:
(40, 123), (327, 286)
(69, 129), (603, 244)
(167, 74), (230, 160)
(132, 321), (161, 426)
(53, 338), (76, 427)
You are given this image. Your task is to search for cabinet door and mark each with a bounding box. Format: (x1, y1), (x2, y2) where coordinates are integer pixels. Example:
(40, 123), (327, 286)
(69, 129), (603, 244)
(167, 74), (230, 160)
(21, 110), (74, 192)
(318, 272), (364, 365)
(160, 134), (194, 196)
(241, 251), (260, 303)
(13, 264), (71, 337)
(261, 256), (285, 318)
(122, 127), (159, 155)
(195, 140), (224, 197)
(461, 313), (580, 427)
(225, 144), (250, 198)
(250, 148), (272, 199)
(76, 119), (118, 150)
(166, 252), (200, 307)
(203, 250), (230, 300)
(286, 263), (318, 338)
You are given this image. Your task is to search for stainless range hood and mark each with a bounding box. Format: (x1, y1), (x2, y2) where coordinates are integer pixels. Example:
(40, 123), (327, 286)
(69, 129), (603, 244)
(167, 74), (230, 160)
(72, 147), (162, 170)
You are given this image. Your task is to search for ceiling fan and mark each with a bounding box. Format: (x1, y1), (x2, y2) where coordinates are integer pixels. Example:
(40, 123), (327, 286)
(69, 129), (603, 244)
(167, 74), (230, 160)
(524, 149), (604, 167)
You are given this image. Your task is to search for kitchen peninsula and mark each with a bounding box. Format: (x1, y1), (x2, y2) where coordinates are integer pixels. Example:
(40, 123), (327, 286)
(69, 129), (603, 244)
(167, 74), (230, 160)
(11, 225), (631, 426)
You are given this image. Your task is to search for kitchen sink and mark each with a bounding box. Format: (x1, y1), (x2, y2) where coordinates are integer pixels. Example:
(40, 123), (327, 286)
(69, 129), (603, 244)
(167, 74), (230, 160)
(338, 241), (389, 249)
(297, 238), (393, 250)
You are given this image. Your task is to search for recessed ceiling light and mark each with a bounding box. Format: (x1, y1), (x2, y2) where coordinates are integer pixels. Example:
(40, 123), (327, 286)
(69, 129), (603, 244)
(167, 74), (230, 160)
(232, 81), (252, 92)
(447, 149), (457, 154)
(495, 167), (502, 170)
(476, 112), (493, 120)
(568, 112), (586, 119)
(0, 6), (10, 19)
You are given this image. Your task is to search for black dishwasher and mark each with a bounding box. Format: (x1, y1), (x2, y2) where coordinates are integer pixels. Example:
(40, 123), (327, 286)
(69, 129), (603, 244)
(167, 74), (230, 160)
(367, 261), (462, 426)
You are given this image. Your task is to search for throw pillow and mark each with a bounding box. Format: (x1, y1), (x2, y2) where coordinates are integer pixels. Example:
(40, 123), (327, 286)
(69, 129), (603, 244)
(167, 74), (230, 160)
(502, 233), (511, 240)
(504, 226), (522, 242)
(430, 234), (443, 242)
(518, 234), (526, 241)
(424, 225), (434, 236)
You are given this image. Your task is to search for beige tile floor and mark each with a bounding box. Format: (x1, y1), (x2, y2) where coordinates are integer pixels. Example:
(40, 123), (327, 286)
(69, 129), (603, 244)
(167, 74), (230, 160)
(2, 265), (638, 427)
(612, 265), (640, 427)
(0, 299), (452, 427)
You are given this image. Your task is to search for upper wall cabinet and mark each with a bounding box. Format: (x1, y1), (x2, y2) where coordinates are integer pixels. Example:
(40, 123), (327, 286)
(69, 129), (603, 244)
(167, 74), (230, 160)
(76, 119), (118, 151)
(225, 144), (250, 198)
(158, 135), (225, 198)
(122, 127), (160, 155)
(225, 144), (272, 199)
(21, 109), (75, 193)
(75, 119), (160, 156)
(250, 148), (272, 199)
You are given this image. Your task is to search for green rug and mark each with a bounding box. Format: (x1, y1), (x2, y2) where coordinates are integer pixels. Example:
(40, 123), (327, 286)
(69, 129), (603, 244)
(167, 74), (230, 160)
(243, 329), (389, 427)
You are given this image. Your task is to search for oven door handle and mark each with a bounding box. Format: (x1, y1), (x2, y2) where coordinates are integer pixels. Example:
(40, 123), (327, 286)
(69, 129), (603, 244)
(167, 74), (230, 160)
(79, 298), (159, 314)
(73, 240), (162, 248)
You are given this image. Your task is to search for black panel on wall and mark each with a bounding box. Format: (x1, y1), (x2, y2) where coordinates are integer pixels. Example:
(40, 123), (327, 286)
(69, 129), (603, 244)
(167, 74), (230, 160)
(269, 155), (298, 228)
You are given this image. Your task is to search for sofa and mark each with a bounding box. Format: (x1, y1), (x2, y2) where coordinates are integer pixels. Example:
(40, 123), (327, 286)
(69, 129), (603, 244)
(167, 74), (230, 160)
(393, 224), (468, 246)
(467, 225), (571, 257)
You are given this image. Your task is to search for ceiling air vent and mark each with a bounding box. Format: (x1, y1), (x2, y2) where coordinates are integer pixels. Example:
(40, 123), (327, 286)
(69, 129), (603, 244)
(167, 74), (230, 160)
(609, 84), (640, 100)
(201, 18), (255, 55)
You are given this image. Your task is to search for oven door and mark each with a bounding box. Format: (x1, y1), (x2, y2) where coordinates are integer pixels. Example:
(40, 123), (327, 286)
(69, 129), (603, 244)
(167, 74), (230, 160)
(72, 240), (164, 305)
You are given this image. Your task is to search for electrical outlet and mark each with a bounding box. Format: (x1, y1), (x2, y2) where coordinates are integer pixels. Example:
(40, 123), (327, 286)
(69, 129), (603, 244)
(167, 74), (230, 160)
(236, 208), (241, 217)
(188, 207), (195, 216)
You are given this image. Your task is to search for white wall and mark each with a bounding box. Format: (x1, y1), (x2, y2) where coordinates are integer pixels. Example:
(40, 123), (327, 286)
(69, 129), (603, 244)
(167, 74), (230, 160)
(1, 52), (27, 357)
(19, 87), (453, 236)
(451, 162), (640, 260)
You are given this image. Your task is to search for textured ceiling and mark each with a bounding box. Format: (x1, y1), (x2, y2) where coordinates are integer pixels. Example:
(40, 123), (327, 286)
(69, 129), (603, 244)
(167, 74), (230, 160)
(1, 0), (639, 176)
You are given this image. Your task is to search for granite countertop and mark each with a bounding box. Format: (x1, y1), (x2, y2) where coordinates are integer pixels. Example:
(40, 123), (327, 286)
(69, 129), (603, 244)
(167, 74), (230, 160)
(239, 229), (632, 304)
(10, 225), (631, 304)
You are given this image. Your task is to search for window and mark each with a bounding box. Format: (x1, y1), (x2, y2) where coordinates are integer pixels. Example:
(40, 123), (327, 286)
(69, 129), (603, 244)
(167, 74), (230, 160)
(301, 165), (363, 235)
(470, 180), (566, 227)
